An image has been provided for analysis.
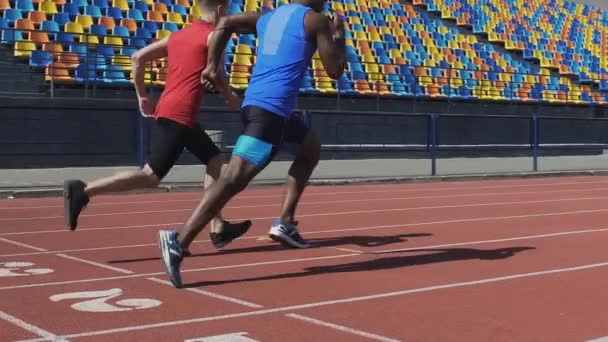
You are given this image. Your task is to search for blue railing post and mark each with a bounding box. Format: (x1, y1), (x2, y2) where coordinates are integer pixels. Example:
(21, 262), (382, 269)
(531, 114), (539, 172)
(138, 112), (146, 169)
(430, 113), (438, 176)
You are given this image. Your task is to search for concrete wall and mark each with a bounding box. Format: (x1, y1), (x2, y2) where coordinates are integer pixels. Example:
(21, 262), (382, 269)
(572, 0), (607, 10)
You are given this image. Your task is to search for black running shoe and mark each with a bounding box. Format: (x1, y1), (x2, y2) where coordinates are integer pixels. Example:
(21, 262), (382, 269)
(209, 220), (253, 249)
(64, 179), (89, 231)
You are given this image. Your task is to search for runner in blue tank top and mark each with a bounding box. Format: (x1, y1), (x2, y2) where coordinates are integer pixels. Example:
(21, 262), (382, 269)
(157, 0), (345, 288)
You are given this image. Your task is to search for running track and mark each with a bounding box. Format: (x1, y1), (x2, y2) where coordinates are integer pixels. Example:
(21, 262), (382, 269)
(2, 176), (608, 341)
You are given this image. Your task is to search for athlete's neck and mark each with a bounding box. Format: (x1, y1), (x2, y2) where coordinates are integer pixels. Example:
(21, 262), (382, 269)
(199, 13), (218, 26)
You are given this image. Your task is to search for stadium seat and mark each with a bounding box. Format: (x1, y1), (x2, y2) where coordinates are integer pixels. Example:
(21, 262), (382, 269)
(16, 0), (34, 13)
(29, 49), (52, 67)
(13, 39), (36, 57)
(4, 8), (22, 23)
(45, 62), (74, 83)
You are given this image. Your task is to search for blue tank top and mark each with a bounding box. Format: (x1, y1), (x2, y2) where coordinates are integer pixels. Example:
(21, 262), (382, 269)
(242, 3), (315, 118)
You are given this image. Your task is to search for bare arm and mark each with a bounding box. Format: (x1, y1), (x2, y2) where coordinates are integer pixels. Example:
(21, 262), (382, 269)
(306, 13), (346, 80)
(205, 12), (261, 76)
(131, 38), (169, 99)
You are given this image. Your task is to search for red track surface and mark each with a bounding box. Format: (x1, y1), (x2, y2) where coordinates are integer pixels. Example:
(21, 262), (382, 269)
(2, 176), (608, 341)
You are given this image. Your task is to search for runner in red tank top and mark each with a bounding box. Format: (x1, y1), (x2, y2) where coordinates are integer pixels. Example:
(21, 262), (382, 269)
(63, 0), (251, 254)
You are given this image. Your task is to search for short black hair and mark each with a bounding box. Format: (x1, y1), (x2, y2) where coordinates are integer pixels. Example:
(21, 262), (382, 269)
(197, 0), (224, 10)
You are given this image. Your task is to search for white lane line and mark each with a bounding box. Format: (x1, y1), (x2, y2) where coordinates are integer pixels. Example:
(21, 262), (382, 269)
(334, 247), (364, 254)
(55, 254), (134, 274)
(0, 310), (67, 341)
(0, 237), (47, 252)
(5, 178), (608, 210)
(586, 337), (608, 342)
(6, 185), (608, 216)
(374, 227), (608, 254)
(5, 194), (608, 223)
(0, 253), (361, 291)
(285, 313), (401, 342)
(4, 223), (608, 291)
(147, 277), (263, 308)
(3, 208), (608, 258)
(20, 259), (608, 341)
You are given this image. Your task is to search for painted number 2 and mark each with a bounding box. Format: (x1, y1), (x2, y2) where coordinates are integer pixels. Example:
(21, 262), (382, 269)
(50, 288), (162, 313)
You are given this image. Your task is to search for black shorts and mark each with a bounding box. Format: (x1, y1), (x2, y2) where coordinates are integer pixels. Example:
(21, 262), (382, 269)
(147, 118), (221, 179)
(232, 105), (310, 169)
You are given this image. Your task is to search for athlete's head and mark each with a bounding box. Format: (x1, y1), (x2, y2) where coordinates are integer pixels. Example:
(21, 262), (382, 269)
(294, 0), (326, 13)
(198, 0), (228, 21)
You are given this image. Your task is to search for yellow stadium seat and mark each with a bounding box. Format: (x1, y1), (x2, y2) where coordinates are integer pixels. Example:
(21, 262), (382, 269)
(316, 76), (337, 93)
(331, 2), (343, 11)
(104, 36), (123, 46)
(354, 31), (367, 40)
(76, 15), (94, 29)
(130, 71), (153, 85)
(448, 40), (459, 49)
(143, 0), (154, 5)
(380, 26), (391, 35)
(14, 40), (36, 58)
(365, 63), (381, 81)
(112, 55), (132, 70)
(234, 54), (252, 66)
(419, 76), (433, 86)
(236, 44), (252, 55)
(244, 0), (258, 11)
(38, 0), (57, 14)
(451, 77), (464, 88)
(389, 49), (401, 59)
(369, 31), (381, 42)
(65, 22), (84, 34)
(362, 54), (375, 63)
(112, 0), (129, 11)
(79, 34), (99, 45)
(189, 5), (201, 16)
(423, 59), (436, 67)
(346, 3), (357, 11)
(167, 12), (184, 25)
(349, 16), (361, 25)
(156, 29), (171, 39)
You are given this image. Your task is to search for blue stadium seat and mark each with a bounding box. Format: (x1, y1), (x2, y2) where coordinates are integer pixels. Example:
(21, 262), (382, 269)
(75, 63), (100, 82)
(15, 0), (34, 13)
(171, 4), (186, 16)
(112, 26), (129, 37)
(103, 65), (130, 84)
(0, 18), (7, 29)
(52, 13), (71, 27)
(134, 27), (151, 39)
(133, 1), (148, 12)
(29, 50), (52, 68)
(72, 0), (88, 7)
(69, 43), (88, 56)
(128, 38), (146, 48)
(90, 24), (107, 37)
(41, 20), (60, 35)
(1, 29), (23, 43)
(126, 9), (144, 22)
(62, 3), (80, 17)
(96, 45), (115, 58)
(55, 32), (75, 43)
(142, 20), (158, 33)
(162, 22), (178, 32)
(337, 74), (357, 94)
(94, 0), (109, 9)
(120, 46), (137, 56)
(84, 5), (102, 18)
(3, 9), (23, 24)
(105, 7), (123, 19)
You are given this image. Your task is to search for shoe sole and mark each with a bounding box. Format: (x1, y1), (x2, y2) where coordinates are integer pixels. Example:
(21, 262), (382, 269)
(210, 221), (253, 250)
(268, 228), (311, 249)
(158, 231), (183, 289)
(64, 180), (81, 231)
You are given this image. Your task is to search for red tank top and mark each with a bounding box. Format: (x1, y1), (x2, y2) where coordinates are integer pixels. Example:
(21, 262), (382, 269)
(155, 20), (214, 128)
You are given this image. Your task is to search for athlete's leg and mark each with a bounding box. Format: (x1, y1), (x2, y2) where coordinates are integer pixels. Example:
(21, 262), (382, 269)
(278, 131), (320, 224)
(177, 154), (260, 248)
(64, 118), (185, 230)
(269, 117), (320, 249)
(184, 126), (252, 251)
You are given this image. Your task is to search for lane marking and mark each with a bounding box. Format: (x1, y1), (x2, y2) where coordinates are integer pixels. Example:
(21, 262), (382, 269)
(55, 254), (134, 274)
(0, 310), (67, 341)
(4, 178), (608, 210)
(20, 259), (608, 341)
(334, 247), (364, 254)
(0, 238), (47, 251)
(3, 206), (608, 257)
(147, 277), (263, 308)
(6, 194), (608, 222)
(4, 224), (608, 291)
(0, 253), (361, 291)
(286, 313), (401, 342)
(6, 185), (608, 219)
(49, 288), (161, 313)
(587, 337), (608, 342)
(0, 262), (54, 277)
(374, 227), (608, 254)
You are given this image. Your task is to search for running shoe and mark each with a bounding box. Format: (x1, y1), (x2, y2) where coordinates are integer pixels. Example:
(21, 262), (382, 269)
(158, 230), (184, 288)
(64, 179), (89, 231)
(210, 220), (253, 249)
(269, 220), (311, 249)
